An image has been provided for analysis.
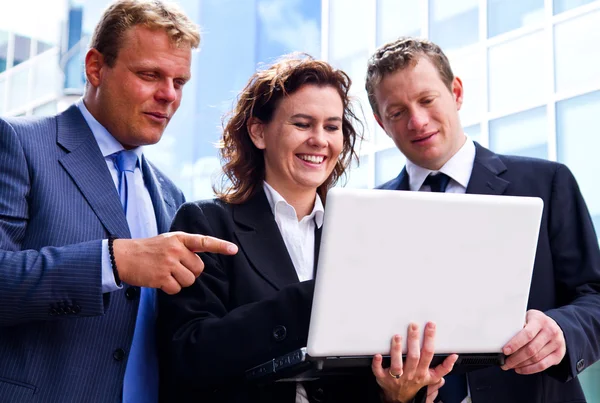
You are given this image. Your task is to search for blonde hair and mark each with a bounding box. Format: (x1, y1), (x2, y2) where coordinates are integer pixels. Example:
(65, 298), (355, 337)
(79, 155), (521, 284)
(90, 0), (200, 67)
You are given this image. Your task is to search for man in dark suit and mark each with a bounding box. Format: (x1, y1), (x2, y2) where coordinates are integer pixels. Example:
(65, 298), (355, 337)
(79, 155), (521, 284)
(0, 1), (236, 402)
(365, 37), (600, 402)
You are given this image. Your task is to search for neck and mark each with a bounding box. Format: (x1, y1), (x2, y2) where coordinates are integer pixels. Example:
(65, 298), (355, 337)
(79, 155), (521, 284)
(267, 182), (317, 220)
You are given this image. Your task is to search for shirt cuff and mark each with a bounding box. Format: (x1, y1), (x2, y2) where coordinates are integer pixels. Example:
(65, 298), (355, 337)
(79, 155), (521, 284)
(101, 239), (122, 293)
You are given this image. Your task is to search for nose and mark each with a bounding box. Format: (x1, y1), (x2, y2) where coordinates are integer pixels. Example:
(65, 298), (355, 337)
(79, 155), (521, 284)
(307, 127), (328, 148)
(155, 79), (177, 103)
(407, 108), (429, 131)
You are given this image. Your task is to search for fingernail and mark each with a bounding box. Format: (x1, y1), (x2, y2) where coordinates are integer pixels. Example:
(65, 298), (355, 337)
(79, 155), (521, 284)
(504, 346), (511, 355)
(227, 244), (238, 254)
(411, 323), (417, 331)
(428, 322), (436, 330)
(394, 335), (401, 343)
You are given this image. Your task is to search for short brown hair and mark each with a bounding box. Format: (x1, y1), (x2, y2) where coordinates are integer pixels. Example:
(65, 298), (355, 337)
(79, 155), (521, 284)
(366, 37), (454, 116)
(90, 0), (200, 67)
(215, 54), (363, 205)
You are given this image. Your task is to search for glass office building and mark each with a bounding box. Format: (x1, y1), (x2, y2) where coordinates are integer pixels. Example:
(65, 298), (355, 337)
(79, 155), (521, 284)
(1, 0), (599, 398)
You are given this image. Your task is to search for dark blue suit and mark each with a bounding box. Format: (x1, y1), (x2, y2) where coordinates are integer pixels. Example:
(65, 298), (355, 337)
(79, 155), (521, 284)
(0, 105), (184, 402)
(379, 143), (600, 402)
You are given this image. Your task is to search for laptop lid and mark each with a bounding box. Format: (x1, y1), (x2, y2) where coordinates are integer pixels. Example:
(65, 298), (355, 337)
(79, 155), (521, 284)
(306, 188), (543, 358)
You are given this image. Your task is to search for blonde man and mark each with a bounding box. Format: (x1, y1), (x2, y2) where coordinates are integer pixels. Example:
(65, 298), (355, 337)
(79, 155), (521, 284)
(0, 1), (236, 402)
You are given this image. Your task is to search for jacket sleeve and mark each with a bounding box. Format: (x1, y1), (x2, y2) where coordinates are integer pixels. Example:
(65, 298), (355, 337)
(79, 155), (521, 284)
(544, 164), (600, 381)
(0, 118), (105, 326)
(157, 202), (314, 388)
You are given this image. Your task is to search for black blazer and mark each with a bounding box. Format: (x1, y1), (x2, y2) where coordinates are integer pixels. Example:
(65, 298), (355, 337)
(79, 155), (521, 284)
(379, 143), (600, 403)
(157, 190), (393, 403)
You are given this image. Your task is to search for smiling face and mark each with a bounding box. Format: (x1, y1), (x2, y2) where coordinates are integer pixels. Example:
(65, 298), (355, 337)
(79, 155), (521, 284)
(84, 25), (192, 149)
(373, 56), (465, 170)
(249, 84), (344, 198)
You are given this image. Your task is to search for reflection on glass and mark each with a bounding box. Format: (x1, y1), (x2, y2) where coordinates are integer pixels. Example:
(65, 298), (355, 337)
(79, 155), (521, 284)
(13, 35), (31, 67)
(554, 10), (600, 93)
(488, 31), (547, 113)
(8, 68), (29, 111)
(429, 0), (478, 51)
(345, 155), (370, 189)
(554, 0), (596, 14)
(0, 30), (8, 73)
(464, 123), (481, 145)
(377, 0), (420, 45)
(375, 146), (406, 186)
(449, 50), (483, 125)
(489, 106), (548, 159)
(556, 90), (600, 216)
(256, 0), (321, 62)
(488, 0), (545, 38)
(329, 0), (370, 61)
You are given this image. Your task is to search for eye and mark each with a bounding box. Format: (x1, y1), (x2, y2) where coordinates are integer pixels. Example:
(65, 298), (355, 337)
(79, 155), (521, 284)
(174, 78), (187, 89)
(422, 98), (434, 105)
(389, 109), (405, 119)
(293, 122), (310, 129)
(325, 125), (340, 132)
(139, 72), (158, 80)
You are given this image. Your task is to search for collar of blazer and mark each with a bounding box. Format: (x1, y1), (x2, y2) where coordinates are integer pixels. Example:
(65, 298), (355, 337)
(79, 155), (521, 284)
(232, 190), (302, 290)
(385, 142), (510, 196)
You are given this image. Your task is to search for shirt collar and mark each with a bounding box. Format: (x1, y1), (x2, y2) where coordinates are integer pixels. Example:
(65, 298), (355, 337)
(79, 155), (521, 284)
(405, 135), (476, 191)
(76, 98), (143, 164)
(262, 181), (324, 228)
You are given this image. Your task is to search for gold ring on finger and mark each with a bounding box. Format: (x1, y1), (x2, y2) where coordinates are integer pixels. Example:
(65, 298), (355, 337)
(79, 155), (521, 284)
(388, 369), (402, 379)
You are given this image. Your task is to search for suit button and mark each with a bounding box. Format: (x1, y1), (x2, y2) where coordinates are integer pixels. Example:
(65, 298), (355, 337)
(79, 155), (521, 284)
(125, 286), (140, 300)
(577, 359), (585, 373)
(113, 348), (126, 361)
(272, 325), (287, 342)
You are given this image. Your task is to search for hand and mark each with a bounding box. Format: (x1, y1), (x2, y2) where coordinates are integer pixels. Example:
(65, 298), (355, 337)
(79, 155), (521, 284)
(501, 309), (566, 375)
(425, 378), (444, 403)
(113, 231), (238, 294)
(372, 322), (458, 403)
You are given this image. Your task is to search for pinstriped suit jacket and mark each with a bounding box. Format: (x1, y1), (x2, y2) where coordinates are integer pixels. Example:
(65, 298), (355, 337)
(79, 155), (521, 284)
(0, 105), (185, 403)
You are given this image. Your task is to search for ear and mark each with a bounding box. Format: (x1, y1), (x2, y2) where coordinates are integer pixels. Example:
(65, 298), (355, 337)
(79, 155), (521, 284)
(85, 48), (105, 88)
(247, 117), (267, 150)
(451, 76), (464, 111)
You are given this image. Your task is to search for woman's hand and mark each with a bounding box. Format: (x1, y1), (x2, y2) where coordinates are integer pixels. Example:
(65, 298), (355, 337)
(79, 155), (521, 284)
(371, 322), (458, 403)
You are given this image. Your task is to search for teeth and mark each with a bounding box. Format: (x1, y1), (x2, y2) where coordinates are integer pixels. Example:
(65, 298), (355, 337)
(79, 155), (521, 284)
(299, 155), (324, 164)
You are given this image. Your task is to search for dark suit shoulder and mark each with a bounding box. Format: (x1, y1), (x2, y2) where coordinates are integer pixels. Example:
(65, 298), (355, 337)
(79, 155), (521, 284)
(172, 198), (235, 240)
(0, 114), (57, 144)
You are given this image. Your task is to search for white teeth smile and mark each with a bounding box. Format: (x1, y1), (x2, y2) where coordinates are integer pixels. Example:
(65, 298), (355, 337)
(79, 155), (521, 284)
(299, 155), (325, 164)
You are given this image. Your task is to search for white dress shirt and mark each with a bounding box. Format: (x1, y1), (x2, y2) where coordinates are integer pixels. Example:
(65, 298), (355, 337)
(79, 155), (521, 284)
(406, 134), (475, 403)
(76, 99), (158, 293)
(262, 181), (324, 403)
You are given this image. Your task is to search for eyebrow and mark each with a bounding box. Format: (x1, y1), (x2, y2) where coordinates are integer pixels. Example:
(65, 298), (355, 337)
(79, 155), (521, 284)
(133, 63), (191, 82)
(291, 113), (342, 122)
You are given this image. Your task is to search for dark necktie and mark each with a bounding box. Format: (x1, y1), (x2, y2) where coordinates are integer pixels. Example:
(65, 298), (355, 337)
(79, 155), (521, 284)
(423, 172), (451, 193)
(422, 172), (468, 403)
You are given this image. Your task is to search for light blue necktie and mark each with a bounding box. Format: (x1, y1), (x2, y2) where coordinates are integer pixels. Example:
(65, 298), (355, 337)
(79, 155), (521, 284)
(113, 150), (158, 403)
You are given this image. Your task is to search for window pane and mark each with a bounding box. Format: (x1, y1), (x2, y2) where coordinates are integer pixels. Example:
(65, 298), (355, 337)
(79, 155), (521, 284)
(554, 10), (600, 94)
(377, 0), (420, 45)
(556, 90), (600, 219)
(32, 49), (60, 101)
(489, 106), (548, 159)
(13, 35), (31, 67)
(554, 0), (597, 14)
(345, 155), (370, 189)
(36, 40), (53, 55)
(488, 31), (548, 113)
(32, 101), (57, 116)
(0, 78), (5, 114)
(429, 0), (479, 51)
(0, 30), (8, 73)
(487, 0), (545, 38)
(464, 123), (481, 145)
(449, 49), (483, 125)
(7, 67), (30, 111)
(329, 0), (370, 61)
(375, 147), (406, 186)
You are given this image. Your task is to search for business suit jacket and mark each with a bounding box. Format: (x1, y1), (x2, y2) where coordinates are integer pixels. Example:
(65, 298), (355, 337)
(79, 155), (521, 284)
(0, 105), (184, 403)
(379, 143), (600, 403)
(157, 190), (396, 403)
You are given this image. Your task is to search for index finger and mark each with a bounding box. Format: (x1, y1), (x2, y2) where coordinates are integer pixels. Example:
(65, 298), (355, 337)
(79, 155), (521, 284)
(503, 320), (542, 356)
(179, 233), (238, 255)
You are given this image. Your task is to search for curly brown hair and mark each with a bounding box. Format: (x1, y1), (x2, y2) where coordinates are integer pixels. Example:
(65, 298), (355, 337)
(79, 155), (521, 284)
(215, 54), (363, 204)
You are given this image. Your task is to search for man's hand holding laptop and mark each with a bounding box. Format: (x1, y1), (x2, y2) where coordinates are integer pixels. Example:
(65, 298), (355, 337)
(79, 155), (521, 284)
(501, 309), (567, 374)
(372, 321), (458, 403)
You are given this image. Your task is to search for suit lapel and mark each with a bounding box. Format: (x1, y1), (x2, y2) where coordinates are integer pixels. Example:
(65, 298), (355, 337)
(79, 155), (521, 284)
(57, 106), (130, 238)
(233, 190), (299, 290)
(313, 226), (322, 276)
(465, 143), (510, 196)
(385, 168), (409, 191)
(141, 158), (176, 234)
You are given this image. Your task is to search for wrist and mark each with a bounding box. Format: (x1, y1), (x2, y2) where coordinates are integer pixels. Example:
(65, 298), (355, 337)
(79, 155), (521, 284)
(108, 237), (122, 286)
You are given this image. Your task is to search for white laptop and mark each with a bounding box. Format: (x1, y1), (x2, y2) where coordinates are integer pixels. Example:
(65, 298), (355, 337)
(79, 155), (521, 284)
(246, 188), (543, 382)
